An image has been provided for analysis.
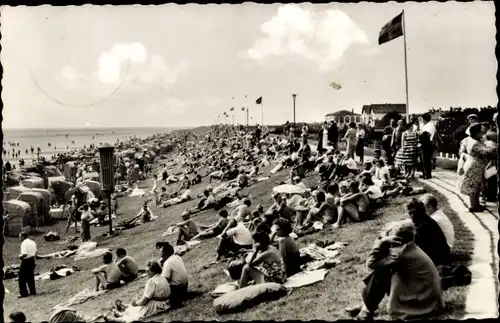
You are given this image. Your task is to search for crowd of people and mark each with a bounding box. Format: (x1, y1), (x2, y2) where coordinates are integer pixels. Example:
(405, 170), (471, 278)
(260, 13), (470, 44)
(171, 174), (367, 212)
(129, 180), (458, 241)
(6, 113), (494, 322)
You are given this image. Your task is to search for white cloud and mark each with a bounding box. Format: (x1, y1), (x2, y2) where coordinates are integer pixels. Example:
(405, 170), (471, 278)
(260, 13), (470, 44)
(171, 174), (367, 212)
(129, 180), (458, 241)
(96, 42), (187, 89)
(242, 4), (369, 72)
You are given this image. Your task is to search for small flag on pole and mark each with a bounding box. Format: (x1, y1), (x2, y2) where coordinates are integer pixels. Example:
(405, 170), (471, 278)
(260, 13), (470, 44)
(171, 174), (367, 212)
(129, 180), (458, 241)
(378, 13), (403, 45)
(230, 107), (234, 111)
(329, 82), (342, 90)
(256, 97), (262, 104)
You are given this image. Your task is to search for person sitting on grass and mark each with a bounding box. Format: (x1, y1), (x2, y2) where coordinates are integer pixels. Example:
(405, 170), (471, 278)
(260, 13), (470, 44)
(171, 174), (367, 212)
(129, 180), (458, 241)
(216, 218), (253, 260)
(9, 312), (27, 323)
(406, 198), (450, 266)
(420, 194), (454, 249)
(234, 168), (249, 189)
(159, 243), (189, 308)
(196, 189), (219, 211)
(274, 218), (301, 278)
(360, 177), (384, 208)
(333, 181), (370, 229)
(373, 159), (391, 190)
(239, 231), (286, 289)
(191, 170), (202, 185)
(191, 209), (230, 241)
(175, 211), (200, 245)
(297, 191), (335, 229)
(135, 202), (156, 224)
(266, 193), (293, 221)
(104, 260), (170, 323)
(345, 222), (444, 320)
(229, 198), (252, 222)
(91, 252), (122, 292)
(115, 248), (139, 283)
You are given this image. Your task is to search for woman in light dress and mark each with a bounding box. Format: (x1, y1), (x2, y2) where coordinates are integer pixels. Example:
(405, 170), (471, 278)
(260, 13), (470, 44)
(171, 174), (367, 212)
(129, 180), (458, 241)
(344, 122), (357, 160)
(104, 260), (171, 322)
(457, 124), (496, 212)
(395, 121), (420, 179)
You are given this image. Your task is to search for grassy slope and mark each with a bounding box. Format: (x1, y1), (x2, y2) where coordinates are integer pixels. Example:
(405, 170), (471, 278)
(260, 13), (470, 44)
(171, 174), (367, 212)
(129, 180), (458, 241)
(3, 155), (472, 321)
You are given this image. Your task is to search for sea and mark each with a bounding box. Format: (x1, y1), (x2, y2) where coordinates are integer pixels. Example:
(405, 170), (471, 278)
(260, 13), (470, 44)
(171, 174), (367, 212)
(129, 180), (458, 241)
(2, 127), (177, 163)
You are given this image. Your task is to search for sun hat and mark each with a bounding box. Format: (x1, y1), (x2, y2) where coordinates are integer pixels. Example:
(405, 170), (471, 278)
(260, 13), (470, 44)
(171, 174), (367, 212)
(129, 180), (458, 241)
(467, 114), (479, 120)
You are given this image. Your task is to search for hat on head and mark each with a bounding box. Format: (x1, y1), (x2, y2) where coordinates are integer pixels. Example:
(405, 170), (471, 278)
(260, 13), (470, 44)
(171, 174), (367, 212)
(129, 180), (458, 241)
(467, 114), (479, 120)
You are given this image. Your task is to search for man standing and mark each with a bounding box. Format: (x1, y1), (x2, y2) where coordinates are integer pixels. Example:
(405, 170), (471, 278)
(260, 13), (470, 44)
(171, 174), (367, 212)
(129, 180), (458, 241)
(419, 113), (435, 179)
(18, 232), (37, 298)
(391, 120), (405, 162)
(328, 121), (339, 150)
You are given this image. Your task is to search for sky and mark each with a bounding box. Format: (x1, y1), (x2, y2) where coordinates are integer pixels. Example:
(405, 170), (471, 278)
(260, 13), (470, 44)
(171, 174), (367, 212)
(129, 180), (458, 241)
(1, 2), (497, 129)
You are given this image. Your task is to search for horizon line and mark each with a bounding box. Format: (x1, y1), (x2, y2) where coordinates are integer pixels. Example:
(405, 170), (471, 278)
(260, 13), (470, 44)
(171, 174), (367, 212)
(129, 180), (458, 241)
(3, 125), (197, 131)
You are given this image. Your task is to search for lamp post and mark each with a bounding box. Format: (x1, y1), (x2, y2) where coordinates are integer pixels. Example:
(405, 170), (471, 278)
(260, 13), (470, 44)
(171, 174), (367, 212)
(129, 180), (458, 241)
(98, 143), (115, 236)
(292, 93), (297, 127)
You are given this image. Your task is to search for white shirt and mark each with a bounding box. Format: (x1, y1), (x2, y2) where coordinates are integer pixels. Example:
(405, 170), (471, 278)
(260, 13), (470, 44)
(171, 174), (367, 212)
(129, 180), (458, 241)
(344, 158), (357, 170)
(226, 224), (253, 246)
(20, 238), (37, 258)
(421, 122), (436, 141)
(182, 189), (192, 200)
(430, 209), (455, 249)
(374, 166), (391, 182)
(161, 254), (189, 286)
(365, 185), (383, 200)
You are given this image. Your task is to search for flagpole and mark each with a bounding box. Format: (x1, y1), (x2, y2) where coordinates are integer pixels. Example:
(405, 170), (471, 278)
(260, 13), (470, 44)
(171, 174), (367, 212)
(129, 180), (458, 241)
(261, 101), (264, 126)
(402, 10), (410, 123)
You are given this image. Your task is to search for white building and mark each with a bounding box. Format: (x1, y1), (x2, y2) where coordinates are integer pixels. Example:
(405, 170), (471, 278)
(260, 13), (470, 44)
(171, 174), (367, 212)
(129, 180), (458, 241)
(325, 110), (362, 129)
(361, 104), (407, 127)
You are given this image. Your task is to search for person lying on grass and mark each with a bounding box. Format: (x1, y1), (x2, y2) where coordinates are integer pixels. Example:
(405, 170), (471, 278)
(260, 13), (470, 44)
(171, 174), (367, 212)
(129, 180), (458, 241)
(158, 243), (189, 308)
(175, 211), (201, 245)
(332, 181), (370, 229)
(273, 218), (301, 278)
(345, 222), (445, 320)
(104, 260), (171, 323)
(115, 248), (139, 283)
(216, 218), (253, 261)
(191, 209), (230, 241)
(239, 231), (286, 289)
(162, 182), (192, 208)
(92, 252), (123, 292)
(195, 189), (219, 211)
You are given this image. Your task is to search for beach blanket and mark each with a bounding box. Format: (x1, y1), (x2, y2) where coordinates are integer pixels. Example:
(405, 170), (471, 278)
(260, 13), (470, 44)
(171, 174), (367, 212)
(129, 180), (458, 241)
(300, 243), (339, 261)
(54, 288), (107, 309)
(129, 188), (146, 197)
(256, 176), (270, 182)
(283, 269), (328, 289)
(90, 214), (117, 225)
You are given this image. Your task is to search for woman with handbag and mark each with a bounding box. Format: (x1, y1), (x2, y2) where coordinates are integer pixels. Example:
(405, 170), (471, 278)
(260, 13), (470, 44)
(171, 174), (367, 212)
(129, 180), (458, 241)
(458, 124), (496, 212)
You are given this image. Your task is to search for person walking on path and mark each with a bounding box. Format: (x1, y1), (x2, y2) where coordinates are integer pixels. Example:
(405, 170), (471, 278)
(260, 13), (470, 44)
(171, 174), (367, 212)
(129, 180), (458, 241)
(18, 232), (37, 298)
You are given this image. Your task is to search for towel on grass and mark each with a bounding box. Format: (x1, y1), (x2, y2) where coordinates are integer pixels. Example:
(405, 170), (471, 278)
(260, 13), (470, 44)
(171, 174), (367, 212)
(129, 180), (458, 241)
(174, 240), (202, 256)
(283, 269), (328, 289)
(35, 266), (79, 281)
(129, 188), (146, 197)
(211, 281), (239, 298)
(74, 242), (111, 261)
(54, 288), (107, 309)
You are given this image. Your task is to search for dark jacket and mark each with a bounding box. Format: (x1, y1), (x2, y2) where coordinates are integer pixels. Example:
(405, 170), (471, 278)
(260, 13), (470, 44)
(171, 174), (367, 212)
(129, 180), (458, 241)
(415, 217), (450, 266)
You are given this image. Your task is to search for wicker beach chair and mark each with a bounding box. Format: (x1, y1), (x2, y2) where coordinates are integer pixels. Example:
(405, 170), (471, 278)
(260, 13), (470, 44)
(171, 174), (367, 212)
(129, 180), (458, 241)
(21, 177), (44, 189)
(18, 191), (46, 227)
(31, 188), (52, 223)
(3, 200), (31, 237)
(8, 186), (31, 200)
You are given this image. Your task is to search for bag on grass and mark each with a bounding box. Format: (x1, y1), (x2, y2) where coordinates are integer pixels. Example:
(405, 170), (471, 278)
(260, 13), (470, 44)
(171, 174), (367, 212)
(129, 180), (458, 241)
(213, 282), (287, 314)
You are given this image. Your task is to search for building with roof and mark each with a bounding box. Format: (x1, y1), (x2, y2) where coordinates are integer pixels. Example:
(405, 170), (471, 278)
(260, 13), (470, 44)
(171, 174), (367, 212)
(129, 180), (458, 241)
(325, 109), (362, 129)
(361, 104), (407, 127)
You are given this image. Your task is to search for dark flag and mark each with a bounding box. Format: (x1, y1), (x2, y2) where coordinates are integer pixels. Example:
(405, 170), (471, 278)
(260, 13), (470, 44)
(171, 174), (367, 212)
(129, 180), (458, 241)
(378, 13), (403, 45)
(230, 107), (234, 111)
(256, 97), (262, 104)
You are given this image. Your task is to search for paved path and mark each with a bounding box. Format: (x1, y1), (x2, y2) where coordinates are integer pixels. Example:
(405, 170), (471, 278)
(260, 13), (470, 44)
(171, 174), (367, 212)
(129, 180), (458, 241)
(417, 170), (499, 319)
